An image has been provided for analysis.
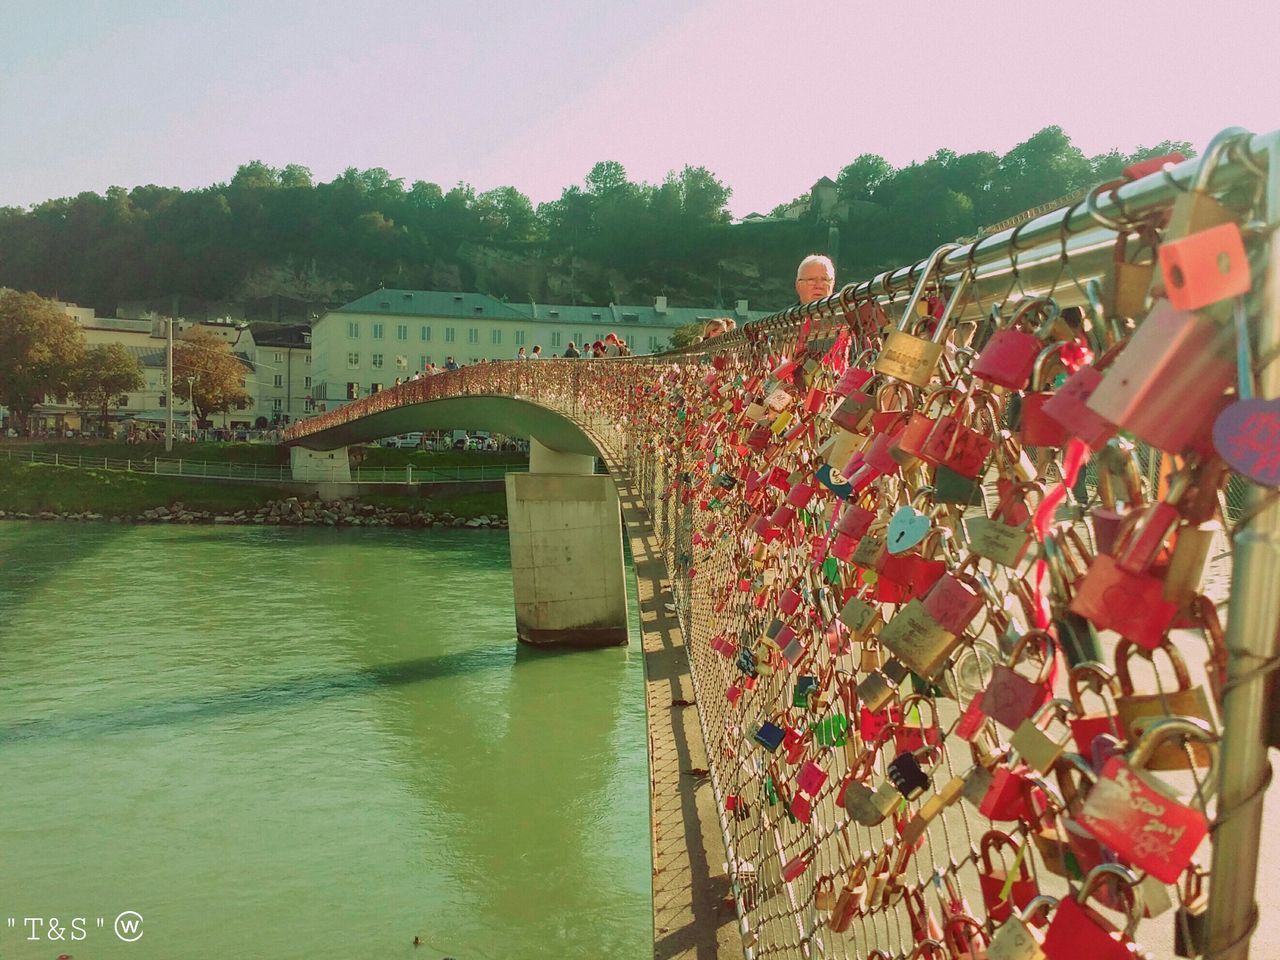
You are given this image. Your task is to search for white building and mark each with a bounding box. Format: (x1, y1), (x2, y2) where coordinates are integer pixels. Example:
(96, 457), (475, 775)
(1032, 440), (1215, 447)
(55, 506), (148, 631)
(311, 289), (765, 406)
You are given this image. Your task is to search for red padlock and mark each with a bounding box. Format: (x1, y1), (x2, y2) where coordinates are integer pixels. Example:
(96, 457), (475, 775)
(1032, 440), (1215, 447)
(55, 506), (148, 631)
(1068, 662), (1122, 756)
(978, 763), (1038, 822)
(1086, 299), (1235, 457)
(1159, 221), (1251, 312)
(921, 557), (987, 634)
(978, 830), (1041, 923)
(1069, 553), (1177, 652)
(1040, 864), (1144, 960)
(894, 694), (942, 754)
(973, 297), (1055, 390)
(980, 630), (1057, 731)
(1018, 342), (1070, 448)
(1077, 717), (1215, 882)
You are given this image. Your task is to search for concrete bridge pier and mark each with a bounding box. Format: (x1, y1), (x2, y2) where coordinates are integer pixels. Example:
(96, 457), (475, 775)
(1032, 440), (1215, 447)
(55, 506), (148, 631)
(290, 446), (351, 483)
(505, 439), (628, 648)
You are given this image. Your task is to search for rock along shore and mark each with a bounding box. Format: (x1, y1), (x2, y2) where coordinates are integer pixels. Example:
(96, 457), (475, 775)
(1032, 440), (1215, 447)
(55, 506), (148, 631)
(0, 497), (508, 530)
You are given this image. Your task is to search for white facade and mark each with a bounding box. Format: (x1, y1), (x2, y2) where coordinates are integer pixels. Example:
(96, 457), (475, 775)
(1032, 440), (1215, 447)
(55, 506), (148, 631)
(311, 288), (765, 407)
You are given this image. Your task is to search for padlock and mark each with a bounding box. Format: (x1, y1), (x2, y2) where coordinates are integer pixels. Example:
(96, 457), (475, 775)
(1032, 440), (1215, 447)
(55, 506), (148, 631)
(827, 859), (868, 932)
(987, 896), (1053, 960)
(1160, 220), (1251, 312)
(1114, 462), (1196, 574)
(978, 762), (1037, 822)
(792, 674), (819, 708)
(875, 244), (963, 387)
(896, 384), (965, 462)
(1010, 699), (1074, 774)
(857, 658), (910, 713)
(1078, 716), (1215, 882)
(1040, 864), (1145, 960)
(973, 296), (1058, 390)
(1101, 227), (1156, 320)
(918, 394), (997, 480)
(1090, 438), (1145, 555)
(933, 463), (986, 505)
(1017, 342), (1070, 448)
(1163, 518), (1220, 609)
(753, 720), (786, 752)
(879, 599), (961, 680)
(965, 482), (1038, 568)
(979, 830), (1041, 924)
(921, 555), (988, 635)
(843, 776), (903, 826)
(1069, 552), (1178, 653)
(1085, 298), (1235, 457)
(946, 913), (992, 960)
(900, 773), (964, 845)
(981, 629), (1057, 731)
(1068, 661), (1122, 756)
(894, 693), (942, 754)
(1114, 641), (1215, 770)
(1163, 127), (1247, 240)
(1039, 351), (1119, 450)
(887, 746), (937, 800)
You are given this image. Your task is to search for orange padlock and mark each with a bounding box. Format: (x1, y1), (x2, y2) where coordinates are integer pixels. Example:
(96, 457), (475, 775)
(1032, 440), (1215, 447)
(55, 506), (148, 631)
(1159, 221), (1251, 312)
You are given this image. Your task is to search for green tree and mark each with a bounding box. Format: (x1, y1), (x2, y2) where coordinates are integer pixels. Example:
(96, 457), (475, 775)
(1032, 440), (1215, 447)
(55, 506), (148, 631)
(71, 342), (145, 434)
(669, 322), (703, 348)
(836, 154), (893, 203)
(0, 289), (86, 435)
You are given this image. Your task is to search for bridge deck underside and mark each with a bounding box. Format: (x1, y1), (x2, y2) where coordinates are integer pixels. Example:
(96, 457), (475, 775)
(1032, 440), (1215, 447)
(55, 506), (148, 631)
(292, 395), (599, 456)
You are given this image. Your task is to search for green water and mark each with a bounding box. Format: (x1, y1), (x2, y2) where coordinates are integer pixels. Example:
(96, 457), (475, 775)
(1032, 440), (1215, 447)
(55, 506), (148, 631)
(0, 523), (651, 960)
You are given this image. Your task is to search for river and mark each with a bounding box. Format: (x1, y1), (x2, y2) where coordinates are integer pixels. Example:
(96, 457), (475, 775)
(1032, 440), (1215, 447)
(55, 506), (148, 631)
(0, 522), (651, 960)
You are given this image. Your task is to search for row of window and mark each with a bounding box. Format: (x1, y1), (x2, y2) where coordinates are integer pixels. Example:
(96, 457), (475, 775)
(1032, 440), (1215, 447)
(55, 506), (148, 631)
(269, 375), (313, 389)
(343, 321), (643, 350)
(258, 351), (312, 364)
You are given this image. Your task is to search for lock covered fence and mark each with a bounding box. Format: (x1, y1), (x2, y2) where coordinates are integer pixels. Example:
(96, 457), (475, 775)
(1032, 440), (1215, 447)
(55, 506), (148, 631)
(285, 127), (1280, 960)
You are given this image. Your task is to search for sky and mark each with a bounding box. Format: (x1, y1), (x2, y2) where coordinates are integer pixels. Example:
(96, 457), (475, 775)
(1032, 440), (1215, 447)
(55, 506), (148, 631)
(2, 0), (1279, 219)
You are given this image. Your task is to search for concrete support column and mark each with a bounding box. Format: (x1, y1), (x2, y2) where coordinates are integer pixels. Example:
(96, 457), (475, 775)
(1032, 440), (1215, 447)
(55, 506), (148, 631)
(291, 446), (350, 482)
(505, 440), (627, 648)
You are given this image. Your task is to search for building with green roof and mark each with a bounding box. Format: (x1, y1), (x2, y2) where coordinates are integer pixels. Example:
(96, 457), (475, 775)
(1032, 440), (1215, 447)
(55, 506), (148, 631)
(311, 288), (767, 407)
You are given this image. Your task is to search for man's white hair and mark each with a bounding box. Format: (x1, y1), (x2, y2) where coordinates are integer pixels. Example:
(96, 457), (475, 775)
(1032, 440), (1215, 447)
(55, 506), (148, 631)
(796, 254), (835, 280)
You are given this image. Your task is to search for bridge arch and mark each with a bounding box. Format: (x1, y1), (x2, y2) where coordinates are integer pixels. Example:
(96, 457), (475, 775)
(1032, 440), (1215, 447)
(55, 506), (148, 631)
(285, 384), (630, 649)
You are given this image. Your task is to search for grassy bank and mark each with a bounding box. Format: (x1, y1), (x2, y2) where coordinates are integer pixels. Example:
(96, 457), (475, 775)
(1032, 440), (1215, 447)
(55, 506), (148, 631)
(3, 440), (529, 470)
(0, 461), (507, 519)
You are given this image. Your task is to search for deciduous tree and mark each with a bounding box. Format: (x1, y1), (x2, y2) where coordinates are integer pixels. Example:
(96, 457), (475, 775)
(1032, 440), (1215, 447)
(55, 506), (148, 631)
(71, 342), (145, 434)
(172, 328), (251, 425)
(0, 289), (86, 434)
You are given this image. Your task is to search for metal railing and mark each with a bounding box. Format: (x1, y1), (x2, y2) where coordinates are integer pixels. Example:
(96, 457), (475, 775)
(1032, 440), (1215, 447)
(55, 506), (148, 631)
(281, 128), (1279, 960)
(2, 448), (526, 485)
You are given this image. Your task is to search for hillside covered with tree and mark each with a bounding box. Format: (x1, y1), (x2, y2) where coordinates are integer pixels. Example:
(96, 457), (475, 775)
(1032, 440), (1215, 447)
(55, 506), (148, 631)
(0, 127), (1190, 319)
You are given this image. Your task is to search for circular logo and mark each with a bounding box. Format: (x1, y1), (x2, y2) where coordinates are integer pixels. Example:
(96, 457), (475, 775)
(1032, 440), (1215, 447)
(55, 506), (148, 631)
(114, 912), (144, 943)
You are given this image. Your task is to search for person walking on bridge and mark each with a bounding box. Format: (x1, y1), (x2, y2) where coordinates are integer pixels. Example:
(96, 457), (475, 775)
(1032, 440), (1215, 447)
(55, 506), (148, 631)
(515, 346), (527, 360)
(796, 254), (835, 304)
(563, 341), (580, 358)
(530, 345), (543, 359)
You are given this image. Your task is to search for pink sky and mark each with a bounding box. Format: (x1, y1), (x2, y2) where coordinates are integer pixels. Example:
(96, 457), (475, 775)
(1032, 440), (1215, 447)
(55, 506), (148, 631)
(2, 0), (1277, 218)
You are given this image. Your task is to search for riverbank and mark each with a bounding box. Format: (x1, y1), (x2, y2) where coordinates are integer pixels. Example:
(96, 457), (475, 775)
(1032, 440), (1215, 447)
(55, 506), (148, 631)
(0, 461), (507, 526)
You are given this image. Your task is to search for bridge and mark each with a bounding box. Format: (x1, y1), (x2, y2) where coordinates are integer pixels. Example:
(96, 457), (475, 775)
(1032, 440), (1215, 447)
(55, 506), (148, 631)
(283, 129), (1280, 960)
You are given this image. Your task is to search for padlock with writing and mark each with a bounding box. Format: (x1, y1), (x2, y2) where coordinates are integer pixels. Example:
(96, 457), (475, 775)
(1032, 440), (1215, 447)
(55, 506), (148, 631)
(981, 629), (1057, 731)
(1077, 716), (1215, 882)
(879, 599), (961, 680)
(875, 244), (963, 387)
(965, 482), (1037, 568)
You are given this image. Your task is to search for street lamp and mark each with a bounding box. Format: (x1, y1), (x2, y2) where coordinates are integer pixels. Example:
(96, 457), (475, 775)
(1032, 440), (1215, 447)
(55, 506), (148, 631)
(185, 375), (196, 440)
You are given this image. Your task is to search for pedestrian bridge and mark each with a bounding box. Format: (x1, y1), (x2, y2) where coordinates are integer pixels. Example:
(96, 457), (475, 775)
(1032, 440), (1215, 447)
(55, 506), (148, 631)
(280, 133), (1279, 960)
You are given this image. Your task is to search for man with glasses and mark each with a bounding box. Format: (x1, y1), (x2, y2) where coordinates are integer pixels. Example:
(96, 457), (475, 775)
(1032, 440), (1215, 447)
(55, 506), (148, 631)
(795, 254), (835, 304)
